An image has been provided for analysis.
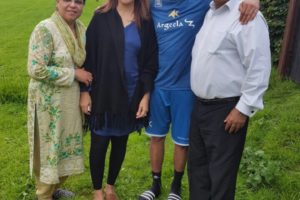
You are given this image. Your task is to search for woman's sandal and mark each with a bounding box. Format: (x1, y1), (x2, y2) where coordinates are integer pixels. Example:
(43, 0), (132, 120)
(93, 190), (104, 200)
(105, 189), (119, 200)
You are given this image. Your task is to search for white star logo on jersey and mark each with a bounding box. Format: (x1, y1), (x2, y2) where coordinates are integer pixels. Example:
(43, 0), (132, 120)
(169, 10), (179, 18)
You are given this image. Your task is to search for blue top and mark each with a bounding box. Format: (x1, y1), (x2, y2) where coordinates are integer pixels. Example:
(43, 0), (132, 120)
(94, 22), (141, 136)
(124, 22), (141, 100)
(150, 0), (210, 90)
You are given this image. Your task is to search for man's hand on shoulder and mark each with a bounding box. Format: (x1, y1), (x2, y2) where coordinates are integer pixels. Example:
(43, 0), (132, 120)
(239, 0), (260, 25)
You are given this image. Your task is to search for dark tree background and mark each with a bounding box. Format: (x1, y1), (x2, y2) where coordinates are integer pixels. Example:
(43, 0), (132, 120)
(260, 0), (289, 65)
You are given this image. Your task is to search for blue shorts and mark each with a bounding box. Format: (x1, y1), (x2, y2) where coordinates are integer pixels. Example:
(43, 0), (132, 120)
(146, 88), (196, 146)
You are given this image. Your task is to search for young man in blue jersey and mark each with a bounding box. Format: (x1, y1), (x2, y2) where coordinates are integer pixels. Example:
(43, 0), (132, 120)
(138, 0), (260, 200)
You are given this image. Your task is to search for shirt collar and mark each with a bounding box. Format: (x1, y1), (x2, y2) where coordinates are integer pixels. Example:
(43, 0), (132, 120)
(210, 0), (240, 12)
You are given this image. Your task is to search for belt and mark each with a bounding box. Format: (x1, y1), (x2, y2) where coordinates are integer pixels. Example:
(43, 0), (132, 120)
(197, 96), (240, 105)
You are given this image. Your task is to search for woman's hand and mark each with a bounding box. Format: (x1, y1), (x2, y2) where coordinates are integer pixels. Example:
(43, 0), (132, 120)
(80, 92), (92, 115)
(75, 68), (93, 86)
(239, 0), (260, 24)
(136, 93), (150, 119)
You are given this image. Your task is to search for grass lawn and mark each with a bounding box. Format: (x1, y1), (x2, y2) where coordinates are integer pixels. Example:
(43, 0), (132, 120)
(0, 0), (300, 199)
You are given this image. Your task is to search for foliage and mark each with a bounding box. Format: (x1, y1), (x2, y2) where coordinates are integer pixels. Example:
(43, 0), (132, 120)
(260, 0), (289, 65)
(240, 147), (281, 189)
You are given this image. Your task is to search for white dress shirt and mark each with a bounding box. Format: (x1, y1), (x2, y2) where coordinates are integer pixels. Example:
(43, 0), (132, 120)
(191, 0), (271, 116)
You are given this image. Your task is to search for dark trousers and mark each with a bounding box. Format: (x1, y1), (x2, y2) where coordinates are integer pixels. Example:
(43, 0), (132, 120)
(90, 132), (129, 190)
(188, 99), (248, 200)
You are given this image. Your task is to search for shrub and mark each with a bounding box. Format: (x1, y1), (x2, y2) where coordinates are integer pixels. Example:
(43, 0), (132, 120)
(240, 147), (281, 189)
(260, 0), (289, 65)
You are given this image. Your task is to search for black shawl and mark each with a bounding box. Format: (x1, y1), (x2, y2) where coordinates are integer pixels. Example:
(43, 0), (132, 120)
(83, 9), (158, 129)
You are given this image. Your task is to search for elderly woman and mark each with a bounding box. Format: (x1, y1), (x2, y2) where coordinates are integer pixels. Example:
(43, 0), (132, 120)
(27, 0), (92, 199)
(80, 0), (158, 199)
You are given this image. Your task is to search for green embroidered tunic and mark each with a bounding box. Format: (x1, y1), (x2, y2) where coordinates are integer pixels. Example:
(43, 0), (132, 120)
(27, 18), (85, 184)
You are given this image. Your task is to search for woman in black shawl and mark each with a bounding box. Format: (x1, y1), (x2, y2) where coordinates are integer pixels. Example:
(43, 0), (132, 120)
(80, 0), (158, 199)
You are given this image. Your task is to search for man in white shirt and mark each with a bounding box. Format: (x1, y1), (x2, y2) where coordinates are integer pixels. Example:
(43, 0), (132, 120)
(188, 0), (271, 199)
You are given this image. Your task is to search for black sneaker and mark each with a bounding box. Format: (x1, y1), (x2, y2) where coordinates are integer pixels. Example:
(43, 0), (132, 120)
(52, 188), (75, 199)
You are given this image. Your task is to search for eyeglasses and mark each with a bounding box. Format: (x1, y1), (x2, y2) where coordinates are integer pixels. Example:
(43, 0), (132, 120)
(62, 0), (84, 5)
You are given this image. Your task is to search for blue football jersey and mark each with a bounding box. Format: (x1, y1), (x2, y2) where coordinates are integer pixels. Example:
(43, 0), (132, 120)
(151, 0), (210, 90)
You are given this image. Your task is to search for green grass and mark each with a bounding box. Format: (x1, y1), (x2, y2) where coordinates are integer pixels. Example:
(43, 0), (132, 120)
(0, 0), (99, 104)
(1, 71), (300, 199)
(1, 0), (300, 199)
(0, 103), (184, 199)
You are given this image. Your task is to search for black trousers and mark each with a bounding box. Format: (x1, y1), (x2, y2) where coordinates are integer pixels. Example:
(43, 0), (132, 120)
(188, 99), (248, 200)
(90, 132), (129, 190)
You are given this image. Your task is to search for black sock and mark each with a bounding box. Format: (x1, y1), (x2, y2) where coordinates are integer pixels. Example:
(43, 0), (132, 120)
(150, 171), (161, 196)
(171, 170), (184, 195)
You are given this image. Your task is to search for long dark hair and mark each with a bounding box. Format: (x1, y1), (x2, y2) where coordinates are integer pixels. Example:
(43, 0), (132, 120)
(96, 0), (150, 28)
